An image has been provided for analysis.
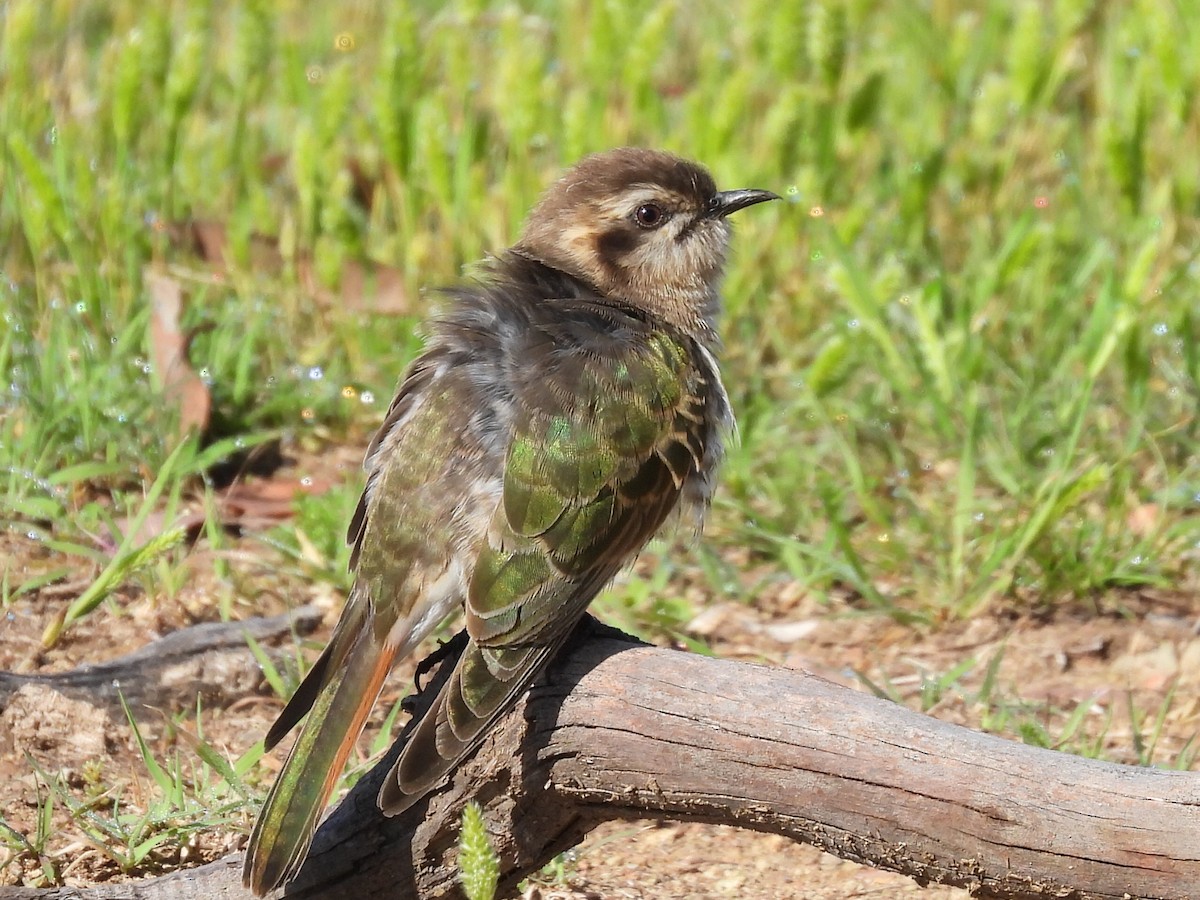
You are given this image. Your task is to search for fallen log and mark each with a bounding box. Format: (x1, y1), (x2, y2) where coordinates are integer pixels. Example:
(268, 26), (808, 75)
(0, 606), (324, 716)
(2, 619), (1197, 899)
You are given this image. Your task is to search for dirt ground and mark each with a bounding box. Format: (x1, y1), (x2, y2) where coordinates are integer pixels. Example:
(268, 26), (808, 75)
(1, 455), (1198, 897)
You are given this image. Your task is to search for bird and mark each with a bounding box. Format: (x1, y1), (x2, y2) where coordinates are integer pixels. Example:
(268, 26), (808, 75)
(241, 147), (779, 894)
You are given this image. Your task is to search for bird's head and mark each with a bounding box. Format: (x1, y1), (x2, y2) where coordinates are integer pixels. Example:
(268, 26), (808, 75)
(514, 148), (779, 336)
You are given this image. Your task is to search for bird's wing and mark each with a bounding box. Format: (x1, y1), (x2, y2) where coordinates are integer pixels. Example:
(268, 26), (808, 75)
(244, 352), (481, 894)
(380, 320), (712, 812)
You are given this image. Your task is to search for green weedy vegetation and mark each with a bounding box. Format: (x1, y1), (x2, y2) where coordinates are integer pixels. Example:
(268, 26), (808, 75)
(458, 801), (500, 900)
(4, 0), (1200, 618)
(1, 0), (1198, 884)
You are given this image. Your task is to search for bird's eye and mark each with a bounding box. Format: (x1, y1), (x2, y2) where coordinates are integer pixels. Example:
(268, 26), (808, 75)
(633, 203), (667, 229)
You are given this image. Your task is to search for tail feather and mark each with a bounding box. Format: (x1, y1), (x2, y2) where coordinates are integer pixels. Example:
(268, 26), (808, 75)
(242, 632), (394, 895)
(376, 639), (556, 814)
(263, 644), (332, 751)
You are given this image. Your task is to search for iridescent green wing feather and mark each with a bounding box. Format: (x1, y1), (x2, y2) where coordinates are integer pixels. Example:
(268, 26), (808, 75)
(381, 319), (710, 811)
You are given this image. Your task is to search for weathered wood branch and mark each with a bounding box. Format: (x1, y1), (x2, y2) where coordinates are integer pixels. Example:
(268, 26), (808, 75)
(2, 619), (1198, 899)
(0, 606), (324, 717)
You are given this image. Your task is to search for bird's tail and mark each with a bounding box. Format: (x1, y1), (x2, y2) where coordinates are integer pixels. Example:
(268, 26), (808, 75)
(377, 637), (557, 814)
(242, 630), (393, 895)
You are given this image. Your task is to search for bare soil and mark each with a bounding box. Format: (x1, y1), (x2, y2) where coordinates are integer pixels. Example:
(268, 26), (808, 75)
(1, 457), (1197, 897)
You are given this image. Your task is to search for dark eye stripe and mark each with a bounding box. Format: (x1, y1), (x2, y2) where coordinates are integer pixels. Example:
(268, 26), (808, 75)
(595, 227), (639, 262)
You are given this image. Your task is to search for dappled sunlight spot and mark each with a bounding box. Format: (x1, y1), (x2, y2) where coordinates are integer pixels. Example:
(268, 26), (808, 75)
(3, 468), (65, 496)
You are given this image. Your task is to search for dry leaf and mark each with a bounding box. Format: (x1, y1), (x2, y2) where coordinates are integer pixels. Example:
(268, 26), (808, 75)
(1126, 503), (1161, 537)
(110, 474), (333, 549)
(146, 269), (212, 438)
(216, 475), (334, 532)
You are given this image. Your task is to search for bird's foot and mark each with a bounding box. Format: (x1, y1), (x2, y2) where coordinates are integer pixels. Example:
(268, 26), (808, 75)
(413, 629), (470, 693)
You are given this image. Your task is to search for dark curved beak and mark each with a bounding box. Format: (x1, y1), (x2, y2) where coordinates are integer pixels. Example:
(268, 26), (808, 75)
(708, 188), (781, 218)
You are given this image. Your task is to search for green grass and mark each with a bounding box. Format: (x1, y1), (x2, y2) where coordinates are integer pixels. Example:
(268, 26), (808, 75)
(4, 0), (1197, 626)
(0, 696), (259, 887)
(2, 0), (1199, 882)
